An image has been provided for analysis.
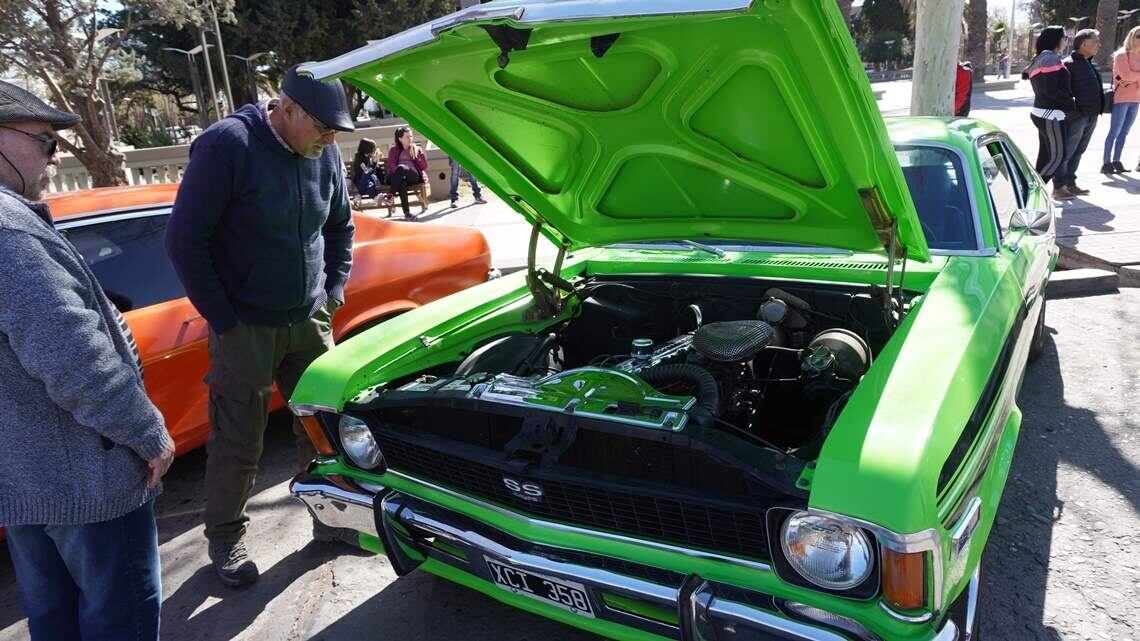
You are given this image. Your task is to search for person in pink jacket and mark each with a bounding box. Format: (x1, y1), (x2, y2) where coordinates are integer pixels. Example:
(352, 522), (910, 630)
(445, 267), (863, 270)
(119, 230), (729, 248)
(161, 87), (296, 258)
(385, 126), (429, 220)
(1103, 25), (1140, 173)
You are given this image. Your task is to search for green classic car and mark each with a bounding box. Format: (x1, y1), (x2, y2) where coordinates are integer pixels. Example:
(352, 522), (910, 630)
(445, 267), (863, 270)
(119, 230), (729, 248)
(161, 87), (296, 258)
(288, 2), (1057, 640)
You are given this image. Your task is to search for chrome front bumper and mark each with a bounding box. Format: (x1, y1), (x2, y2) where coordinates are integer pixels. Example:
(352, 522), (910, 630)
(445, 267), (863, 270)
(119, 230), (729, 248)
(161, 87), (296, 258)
(291, 473), (964, 641)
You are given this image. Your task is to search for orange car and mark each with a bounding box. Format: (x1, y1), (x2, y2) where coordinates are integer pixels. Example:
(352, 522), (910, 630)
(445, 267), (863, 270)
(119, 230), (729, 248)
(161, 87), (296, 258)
(44, 184), (493, 454)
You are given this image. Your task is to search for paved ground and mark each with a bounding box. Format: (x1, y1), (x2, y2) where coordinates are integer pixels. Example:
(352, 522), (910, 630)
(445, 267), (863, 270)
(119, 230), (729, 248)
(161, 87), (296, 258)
(1, 289), (1137, 641)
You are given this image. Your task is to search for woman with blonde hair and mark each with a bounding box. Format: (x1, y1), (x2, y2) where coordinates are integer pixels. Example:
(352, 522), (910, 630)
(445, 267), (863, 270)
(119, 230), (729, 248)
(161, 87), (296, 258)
(1102, 25), (1140, 173)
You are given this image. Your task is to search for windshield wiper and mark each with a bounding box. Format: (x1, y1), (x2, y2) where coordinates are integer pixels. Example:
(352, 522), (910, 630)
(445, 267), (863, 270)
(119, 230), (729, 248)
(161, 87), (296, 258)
(681, 240), (726, 258)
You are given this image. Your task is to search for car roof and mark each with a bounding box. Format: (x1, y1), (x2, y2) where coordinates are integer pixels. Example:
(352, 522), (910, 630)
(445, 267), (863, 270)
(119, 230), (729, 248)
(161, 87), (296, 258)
(42, 184), (180, 221)
(884, 116), (1003, 151)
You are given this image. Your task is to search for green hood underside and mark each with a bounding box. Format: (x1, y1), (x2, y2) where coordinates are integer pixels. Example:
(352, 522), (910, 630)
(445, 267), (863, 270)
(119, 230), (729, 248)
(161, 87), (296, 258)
(303, 0), (929, 261)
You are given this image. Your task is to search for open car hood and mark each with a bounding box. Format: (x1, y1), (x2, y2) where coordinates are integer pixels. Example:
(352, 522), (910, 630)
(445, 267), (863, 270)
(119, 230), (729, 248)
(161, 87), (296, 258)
(302, 0), (929, 260)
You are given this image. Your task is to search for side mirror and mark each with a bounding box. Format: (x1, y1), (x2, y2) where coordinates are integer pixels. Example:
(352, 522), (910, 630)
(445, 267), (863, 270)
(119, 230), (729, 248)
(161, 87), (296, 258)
(1008, 208), (1051, 236)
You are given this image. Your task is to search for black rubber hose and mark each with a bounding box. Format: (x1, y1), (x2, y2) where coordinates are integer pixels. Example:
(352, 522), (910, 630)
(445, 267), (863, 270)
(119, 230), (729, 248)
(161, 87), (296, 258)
(640, 364), (720, 417)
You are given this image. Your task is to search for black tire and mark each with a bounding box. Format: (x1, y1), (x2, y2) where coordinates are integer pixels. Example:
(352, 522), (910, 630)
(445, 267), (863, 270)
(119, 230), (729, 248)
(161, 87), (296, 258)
(1027, 297), (1047, 362)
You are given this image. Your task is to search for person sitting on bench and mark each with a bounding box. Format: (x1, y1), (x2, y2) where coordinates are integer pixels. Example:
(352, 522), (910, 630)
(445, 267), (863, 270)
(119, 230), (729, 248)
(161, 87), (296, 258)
(385, 126), (429, 220)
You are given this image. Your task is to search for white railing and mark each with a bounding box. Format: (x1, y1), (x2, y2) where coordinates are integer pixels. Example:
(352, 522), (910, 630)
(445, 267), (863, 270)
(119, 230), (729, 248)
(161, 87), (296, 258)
(48, 119), (455, 200)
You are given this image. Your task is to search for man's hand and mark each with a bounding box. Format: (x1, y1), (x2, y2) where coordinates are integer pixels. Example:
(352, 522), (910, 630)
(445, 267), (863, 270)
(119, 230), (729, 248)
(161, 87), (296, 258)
(146, 440), (176, 488)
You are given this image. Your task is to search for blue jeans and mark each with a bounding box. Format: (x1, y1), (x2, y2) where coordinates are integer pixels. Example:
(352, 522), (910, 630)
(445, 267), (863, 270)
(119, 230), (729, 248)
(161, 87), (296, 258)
(1103, 102), (1138, 164)
(1057, 113), (1098, 187)
(448, 158), (482, 202)
(6, 500), (161, 641)
(354, 172), (381, 198)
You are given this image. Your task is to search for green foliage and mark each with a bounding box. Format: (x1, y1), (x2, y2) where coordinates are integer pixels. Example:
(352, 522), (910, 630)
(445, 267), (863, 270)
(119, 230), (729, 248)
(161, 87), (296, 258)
(118, 123), (176, 149)
(114, 0), (457, 119)
(856, 0), (914, 63)
(860, 0), (911, 37)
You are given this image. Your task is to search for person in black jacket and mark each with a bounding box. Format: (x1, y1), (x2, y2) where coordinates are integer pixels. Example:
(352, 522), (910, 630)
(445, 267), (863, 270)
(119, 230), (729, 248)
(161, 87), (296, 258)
(165, 66), (355, 587)
(1023, 26), (1077, 199)
(1058, 29), (1104, 195)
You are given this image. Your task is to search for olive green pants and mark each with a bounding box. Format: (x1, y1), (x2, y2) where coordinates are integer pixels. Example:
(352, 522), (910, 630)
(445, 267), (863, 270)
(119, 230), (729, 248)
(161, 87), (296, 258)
(202, 306), (334, 544)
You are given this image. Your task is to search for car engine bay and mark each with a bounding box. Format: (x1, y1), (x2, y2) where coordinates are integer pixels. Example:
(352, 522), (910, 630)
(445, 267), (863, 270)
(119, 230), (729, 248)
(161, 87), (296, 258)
(376, 276), (912, 463)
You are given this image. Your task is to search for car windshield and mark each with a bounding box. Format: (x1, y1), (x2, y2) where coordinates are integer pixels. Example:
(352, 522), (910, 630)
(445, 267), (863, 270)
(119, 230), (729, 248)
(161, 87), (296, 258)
(894, 145), (979, 251)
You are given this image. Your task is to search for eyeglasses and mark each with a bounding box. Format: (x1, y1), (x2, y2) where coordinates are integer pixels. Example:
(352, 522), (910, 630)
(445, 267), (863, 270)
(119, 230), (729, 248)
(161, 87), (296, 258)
(0, 125), (57, 156)
(303, 110), (335, 136)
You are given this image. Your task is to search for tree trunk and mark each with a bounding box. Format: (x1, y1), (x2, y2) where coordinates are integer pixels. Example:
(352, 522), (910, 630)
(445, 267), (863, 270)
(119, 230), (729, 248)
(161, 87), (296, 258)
(835, 0), (853, 26)
(1095, 0), (1120, 69)
(68, 96), (128, 187)
(911, 0), (966, 116)
(964, 0), (988, 81)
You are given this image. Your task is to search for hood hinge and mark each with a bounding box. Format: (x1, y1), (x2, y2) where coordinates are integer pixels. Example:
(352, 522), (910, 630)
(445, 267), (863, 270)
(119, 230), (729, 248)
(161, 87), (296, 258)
(525, 219), (575, 322)
(860, 187), (907, 330)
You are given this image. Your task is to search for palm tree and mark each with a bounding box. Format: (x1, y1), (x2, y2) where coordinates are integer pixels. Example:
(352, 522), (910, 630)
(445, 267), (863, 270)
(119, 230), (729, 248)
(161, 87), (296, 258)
(1096, 0), (1120, 68)
(965, 0), (988, 80)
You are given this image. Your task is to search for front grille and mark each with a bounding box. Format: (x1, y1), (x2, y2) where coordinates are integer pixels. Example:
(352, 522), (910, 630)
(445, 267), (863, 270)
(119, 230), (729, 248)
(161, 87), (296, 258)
(376, 433), (771, 561)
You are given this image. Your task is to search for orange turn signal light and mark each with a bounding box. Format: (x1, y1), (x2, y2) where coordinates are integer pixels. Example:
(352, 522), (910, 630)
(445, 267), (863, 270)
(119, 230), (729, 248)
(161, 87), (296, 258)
(881, 548), (926, 611)
(299, 414), (337, 457)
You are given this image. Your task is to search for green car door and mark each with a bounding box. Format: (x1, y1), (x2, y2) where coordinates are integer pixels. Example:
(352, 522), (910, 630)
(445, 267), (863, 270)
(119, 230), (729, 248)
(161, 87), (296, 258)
(976, 133), (1056, 358)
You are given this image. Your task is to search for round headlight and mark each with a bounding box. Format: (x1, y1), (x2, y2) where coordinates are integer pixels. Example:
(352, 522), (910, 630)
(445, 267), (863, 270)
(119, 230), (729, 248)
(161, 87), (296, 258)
(780, 512), (874, 590)
(338, 415), (382, 469)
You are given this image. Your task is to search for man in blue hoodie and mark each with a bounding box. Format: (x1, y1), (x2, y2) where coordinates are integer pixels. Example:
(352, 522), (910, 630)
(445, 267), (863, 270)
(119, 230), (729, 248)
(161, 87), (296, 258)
(165, 66), (355, 586)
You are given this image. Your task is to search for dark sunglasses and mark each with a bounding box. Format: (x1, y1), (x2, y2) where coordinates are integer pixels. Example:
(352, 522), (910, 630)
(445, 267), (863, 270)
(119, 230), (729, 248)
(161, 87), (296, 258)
(0, 125), (57, 156)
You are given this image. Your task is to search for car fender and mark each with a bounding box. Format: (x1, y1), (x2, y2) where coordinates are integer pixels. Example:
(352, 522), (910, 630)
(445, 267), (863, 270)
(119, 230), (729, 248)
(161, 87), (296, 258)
(334, 300), (420, 340)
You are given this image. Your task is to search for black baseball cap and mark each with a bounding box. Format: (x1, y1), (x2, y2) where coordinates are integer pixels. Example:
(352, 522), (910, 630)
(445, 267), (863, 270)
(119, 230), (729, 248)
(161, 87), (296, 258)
(282, 65), (355, 132)
(0, 80), (81, 130)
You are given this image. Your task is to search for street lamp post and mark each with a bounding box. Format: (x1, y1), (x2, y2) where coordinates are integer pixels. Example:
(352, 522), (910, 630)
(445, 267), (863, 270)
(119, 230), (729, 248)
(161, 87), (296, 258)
(1029, 22), (1044, 59)
(227, 51), (271, 107)
(206, 0), (235, 115)
(196, 27), (221, 122)
(1007, 0), (1016, 77)
(1069, 16), (1090, 43)
(163, 46), (210, 129)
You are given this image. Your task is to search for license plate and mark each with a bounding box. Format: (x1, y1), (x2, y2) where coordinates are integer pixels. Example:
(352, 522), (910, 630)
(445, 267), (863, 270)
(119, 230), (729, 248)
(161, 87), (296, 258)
(484, 556), (595, 618)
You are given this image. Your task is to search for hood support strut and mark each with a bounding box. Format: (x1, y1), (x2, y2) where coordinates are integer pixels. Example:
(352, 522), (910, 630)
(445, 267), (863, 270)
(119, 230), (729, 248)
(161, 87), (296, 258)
(525, 219), (574, 322)
(882, 219), (907, 330)
(860, 186), (908, 330)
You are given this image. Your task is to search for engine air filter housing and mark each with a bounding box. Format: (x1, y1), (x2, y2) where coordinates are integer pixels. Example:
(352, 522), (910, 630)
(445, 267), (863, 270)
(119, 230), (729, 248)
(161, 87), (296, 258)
(693, 320), (775, 362)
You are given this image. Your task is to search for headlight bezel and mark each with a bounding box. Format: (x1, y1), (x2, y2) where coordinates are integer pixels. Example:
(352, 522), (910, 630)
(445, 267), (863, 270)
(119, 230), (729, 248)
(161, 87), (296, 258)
(337, 414), (384, 470)
(766, 508), (882, 600)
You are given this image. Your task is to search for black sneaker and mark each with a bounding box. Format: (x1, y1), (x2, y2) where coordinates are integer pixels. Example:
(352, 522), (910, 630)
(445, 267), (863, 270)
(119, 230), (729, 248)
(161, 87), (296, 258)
(1102, 163), (1116, 175)
(209, 538), (259, 587)
(1113, 161), (1128, 173)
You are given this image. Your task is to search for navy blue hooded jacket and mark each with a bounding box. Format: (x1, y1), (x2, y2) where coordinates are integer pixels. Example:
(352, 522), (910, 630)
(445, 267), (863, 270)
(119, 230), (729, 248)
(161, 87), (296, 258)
(165, 103), (353, 335)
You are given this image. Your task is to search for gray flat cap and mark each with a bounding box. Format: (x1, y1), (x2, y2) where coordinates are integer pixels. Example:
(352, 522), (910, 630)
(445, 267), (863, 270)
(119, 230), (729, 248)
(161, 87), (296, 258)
(0, 80), (81, 130)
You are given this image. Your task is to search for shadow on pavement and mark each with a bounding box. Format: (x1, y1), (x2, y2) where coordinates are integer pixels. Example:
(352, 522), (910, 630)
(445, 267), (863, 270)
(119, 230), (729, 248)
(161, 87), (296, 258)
(154, 412), (299, 548)
(1054, 201), (1117, 239)
(983, 299), (1140, 638)
(161, 541), (369, 641)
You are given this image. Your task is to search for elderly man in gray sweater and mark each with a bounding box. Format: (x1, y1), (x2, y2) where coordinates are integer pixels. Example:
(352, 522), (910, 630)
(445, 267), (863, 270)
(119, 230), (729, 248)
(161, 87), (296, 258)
(0, 81), (175, 641)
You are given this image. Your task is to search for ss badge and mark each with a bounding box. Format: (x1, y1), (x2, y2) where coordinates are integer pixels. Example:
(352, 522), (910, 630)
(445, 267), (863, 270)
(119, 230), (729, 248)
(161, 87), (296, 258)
(502, 477), (544, 503)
